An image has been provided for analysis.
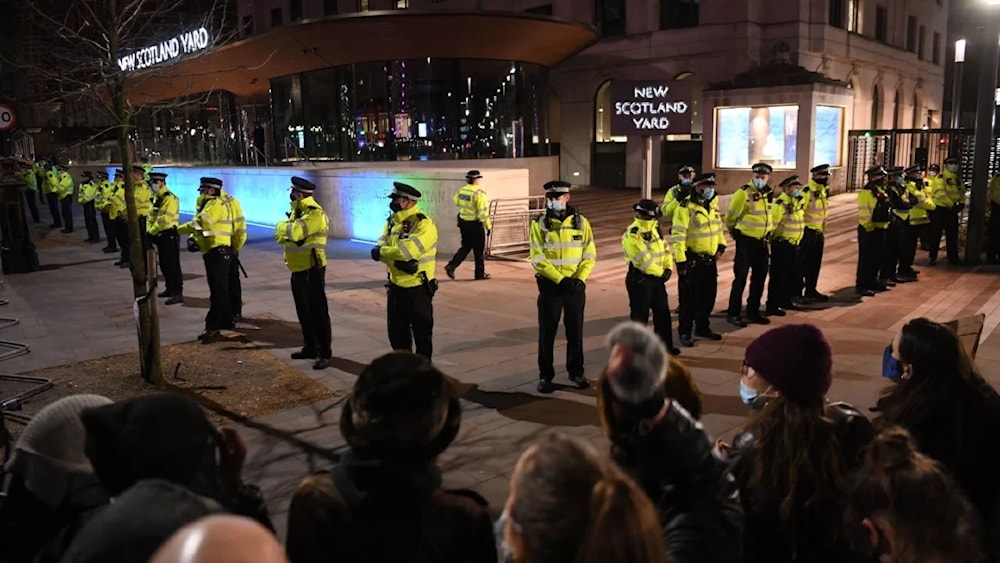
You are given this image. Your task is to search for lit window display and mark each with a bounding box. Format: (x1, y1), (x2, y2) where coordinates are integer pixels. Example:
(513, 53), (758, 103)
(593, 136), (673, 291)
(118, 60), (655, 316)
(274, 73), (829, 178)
(716, 105), (798, 169)
(813, 105), (845, 166)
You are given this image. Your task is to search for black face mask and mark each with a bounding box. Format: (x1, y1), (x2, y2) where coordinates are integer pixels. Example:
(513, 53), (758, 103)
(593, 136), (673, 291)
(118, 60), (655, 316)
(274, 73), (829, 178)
(389, 200), (403, 213)
(815, 177), (829, 185)
(289, 192), (296, 202)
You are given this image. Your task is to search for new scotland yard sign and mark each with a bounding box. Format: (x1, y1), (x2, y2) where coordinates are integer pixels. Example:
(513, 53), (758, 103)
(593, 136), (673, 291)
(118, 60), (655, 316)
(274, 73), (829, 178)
(610, 80), (693, 136)
(117, 27), (211, 72)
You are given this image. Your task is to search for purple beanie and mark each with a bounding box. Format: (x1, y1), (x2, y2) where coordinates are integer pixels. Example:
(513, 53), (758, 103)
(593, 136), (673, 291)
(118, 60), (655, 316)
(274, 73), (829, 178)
(744, 323), (833, 404)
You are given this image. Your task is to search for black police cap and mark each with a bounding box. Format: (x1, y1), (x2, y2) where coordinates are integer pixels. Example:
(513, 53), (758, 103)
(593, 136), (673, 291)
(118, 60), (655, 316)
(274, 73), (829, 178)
(131, 164), (144, 172)
(465, 170), (483, 180)
(810, 164), (831, 175)
(779, 175), (802, 188)
(944, 156), (960, 165)
(96, 171), (109, 178)
(290, 176), (316, 194)
(693, 173), (717, 186)
(199, 177), (223, 190)
(390, 181), (421, 200)
(544, 180), (572, 194)
(865, 165), (886, 177)
(928, 164), (941, 172)
(148, 172), (167, 181)
(114, 169), (124, 176)
(904, 165), (924, 175)
(80, 171), (92, 178)
(885, 166), (904, 175)
(752, 162), (773, 174)
(633, 199), (659, 217)
(677, 165), (696, 174)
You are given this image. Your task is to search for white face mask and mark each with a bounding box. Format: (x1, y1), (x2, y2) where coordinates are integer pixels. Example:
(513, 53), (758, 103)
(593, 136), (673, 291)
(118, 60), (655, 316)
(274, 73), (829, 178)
(547, 199), (566, 212)
(947, 164), (958, 173)
(752, 178), (767, 189)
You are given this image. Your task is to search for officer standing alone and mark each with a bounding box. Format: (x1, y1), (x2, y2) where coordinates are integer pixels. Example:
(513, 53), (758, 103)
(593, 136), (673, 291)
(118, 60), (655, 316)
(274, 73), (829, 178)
(725, 162), (774, 327)
(147, 172), (184, 304)
(799, 164), (831, 301)
(371, 182), (439, 360)
(622, 199), (679, 356)
(765, 176), (805, 316)
(530, 181), (596, 393)
(445, 170), (492, 280)
(276, 177), (331, 370)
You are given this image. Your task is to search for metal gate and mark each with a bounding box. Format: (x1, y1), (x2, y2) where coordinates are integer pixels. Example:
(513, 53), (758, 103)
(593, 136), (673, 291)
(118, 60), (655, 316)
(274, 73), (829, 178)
(486, 196), (545, 258)
(846, 128), (1000, 191)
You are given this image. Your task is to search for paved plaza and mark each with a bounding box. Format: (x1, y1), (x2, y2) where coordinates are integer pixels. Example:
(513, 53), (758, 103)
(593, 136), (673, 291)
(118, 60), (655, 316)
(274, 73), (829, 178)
(2, 188), (1000, 537)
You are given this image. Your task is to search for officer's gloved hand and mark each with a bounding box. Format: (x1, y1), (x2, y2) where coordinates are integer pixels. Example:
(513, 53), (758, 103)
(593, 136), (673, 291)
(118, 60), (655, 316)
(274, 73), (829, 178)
(186, 237), (199, 253)
(571, 278), (586, 291)
(394, 259), (419, 274)
(558, 277), (574, 291)
(676, 261), (687, 277)
(661, 269), (672, 282)
(370, 247), (381, 261)
(717, 244), (726, 256)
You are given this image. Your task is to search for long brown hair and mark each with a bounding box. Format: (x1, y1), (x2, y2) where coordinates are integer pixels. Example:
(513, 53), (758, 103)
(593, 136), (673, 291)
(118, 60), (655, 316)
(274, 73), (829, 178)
(511, 433), (665, 563)
(744, 396), (850, 556)
(847, 426), (984, 562)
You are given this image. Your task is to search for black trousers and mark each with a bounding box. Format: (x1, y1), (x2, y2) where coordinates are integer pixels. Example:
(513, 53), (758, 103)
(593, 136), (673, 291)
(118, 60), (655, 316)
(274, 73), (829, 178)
(928, 207), (960, 263)
(229, 253), (243, 319)
(856, 226), (885, 290)
(537, 277), (585, 381)
(24, 191), (39, 223)
(114, 219), (131, 263)
(625, 269), (675, 350)
(46, 193), (61, 227)
(155, 228), (183, 296)
(727, 233), (769, 316)
(387, 283), (434, 360)
(447, 220), (486, 277)
(879, 219), (903, 281)
(82, 201), (100, 240)
(898, 222), (926, 273)
(678, 256), (717, 336)
(203, 247), (234, 331)
(58, 197), (73, 231)
(989, 202), (1000, 261)
(799, 228), (824, 296)
(101, 212), (118, 250)
(292, 266), (332, 358)
(767, 239), (799, 310)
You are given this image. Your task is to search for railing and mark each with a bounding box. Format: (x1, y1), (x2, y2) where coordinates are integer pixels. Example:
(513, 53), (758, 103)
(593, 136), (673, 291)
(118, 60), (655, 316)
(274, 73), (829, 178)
(486, 196), (545, 258)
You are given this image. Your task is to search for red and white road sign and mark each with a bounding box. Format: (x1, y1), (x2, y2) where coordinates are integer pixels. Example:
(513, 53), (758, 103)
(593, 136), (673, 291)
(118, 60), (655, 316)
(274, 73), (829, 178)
(0, 105), (15, 132)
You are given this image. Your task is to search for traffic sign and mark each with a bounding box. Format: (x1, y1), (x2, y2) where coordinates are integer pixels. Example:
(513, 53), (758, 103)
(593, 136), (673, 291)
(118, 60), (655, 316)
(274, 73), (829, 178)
(0, 105), (15, 132)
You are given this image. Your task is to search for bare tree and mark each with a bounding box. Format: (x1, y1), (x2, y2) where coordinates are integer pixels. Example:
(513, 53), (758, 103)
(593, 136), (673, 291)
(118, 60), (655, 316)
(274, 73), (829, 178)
(11, 0), (239, 387)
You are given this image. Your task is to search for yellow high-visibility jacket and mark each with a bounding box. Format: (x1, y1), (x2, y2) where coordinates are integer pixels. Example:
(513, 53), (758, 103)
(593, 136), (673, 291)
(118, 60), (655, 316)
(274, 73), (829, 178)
(43, 168), (57, 195)
(96, 180), (114, 211)
(108, 181), (127, 220)
(21, 169), (36, 192)
(725, 182), (773, 239)
(771, 192), (805, 244)
(133, 181), (153, 217)
(803, 179), (829, 234)
(275, 196), (329, 273)
(147, 187), (180, 236)
(931, 170), (964, 208)
(622, 218), (673, 277)
(178, 195), (237, 253)
(529, 209), (597, 283)
(55, 171), (73, 199)
(377, 205), (439, 288)
(454, 184), (491, 230)
(77, 181), (99, 204)
(858, 182), (891, 232)
(907, 180), (935, 225)
(220, 191), (247, 251)
(672, 198), (725, 263)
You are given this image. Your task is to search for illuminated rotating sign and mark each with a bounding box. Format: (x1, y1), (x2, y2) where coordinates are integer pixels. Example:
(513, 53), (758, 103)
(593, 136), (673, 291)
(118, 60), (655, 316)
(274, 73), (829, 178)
(117, 27), (211, 72)
(610, 80), (693, 136)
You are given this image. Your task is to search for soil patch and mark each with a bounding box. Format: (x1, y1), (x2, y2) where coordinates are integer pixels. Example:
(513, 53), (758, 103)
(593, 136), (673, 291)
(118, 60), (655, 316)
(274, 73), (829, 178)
(2, 339), (336, 426)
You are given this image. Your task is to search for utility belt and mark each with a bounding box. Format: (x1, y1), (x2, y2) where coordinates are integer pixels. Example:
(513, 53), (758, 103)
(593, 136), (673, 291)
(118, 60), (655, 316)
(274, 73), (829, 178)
(772, 237), (799, 247)
(685, 252), (715, 268)
(457, 216), (482, 225)
(387, 276), (438, 298)
(627, 263), (664, 282)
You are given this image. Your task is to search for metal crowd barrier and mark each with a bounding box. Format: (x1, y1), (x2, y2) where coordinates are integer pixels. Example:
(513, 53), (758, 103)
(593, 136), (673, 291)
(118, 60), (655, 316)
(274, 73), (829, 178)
(0, 280), (52, 424)
(486, 196), (545, 259)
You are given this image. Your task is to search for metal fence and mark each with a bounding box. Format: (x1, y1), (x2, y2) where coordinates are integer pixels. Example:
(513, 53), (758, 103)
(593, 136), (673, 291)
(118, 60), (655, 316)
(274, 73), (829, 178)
(486, 196), (545, 258)
(846, 128), (1000, 191)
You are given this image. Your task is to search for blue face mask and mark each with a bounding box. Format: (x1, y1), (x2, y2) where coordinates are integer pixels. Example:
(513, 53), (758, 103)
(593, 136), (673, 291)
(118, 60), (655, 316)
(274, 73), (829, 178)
(495, 509), (515, 563)
(790, 188), (802, 198)
(739, 379), (758, 406)
(752, 178), (767, 189)
(680, 178), (693, 186)
(882, 345), (903, 380)
(701, 188), (716, 200)
(547, 199), (566, 212)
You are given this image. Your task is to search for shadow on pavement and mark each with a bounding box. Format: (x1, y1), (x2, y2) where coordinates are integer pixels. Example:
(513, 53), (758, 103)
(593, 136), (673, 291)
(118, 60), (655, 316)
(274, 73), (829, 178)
(448, 376), (600, 427)
(36, 257), (116, 270)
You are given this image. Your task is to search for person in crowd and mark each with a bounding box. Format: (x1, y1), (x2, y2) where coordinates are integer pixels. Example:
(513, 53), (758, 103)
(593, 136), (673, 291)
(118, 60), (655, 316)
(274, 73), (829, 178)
(671, 173), (725, 347)
(285, 351), (495, 563)
(856, 166), (892, 297)
(765, 175), (805, 316)
(622, 199), (679, 356)
(0, 395), (113, 563)
(151, 515), (288, 563)
(597, 321), (743, 562)
(662, 354), (703, 419)
(445, 170), (492, 280)
(276, 176), (332, 369)
(927, 156), (964, 266)
(721, 323), (874, 562)
(530, 180), (596, 393)
(77, 170), (101, 243)
(897, 164), (935, 280)
(148, 171), (184, 304)
(725, 162), (774, 327)
(873, 317), (1000, 556)
(371, 182), (439, 360)
(61, 393), (272, 563)
(798, 164), (830, 302)
(497, 432), (666, 563)
(879, 166), (913, 286)
(659, 164), (697, 227)
(846, 426), (986, 563)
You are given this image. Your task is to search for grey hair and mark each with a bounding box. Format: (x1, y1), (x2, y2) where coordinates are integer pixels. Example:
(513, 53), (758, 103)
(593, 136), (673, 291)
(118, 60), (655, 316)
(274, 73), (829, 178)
(605, 321), (669, 404)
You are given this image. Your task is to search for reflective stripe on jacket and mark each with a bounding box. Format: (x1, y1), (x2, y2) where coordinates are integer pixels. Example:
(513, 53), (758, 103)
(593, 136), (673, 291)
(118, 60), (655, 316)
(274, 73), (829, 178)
(454, 184), (491, 230)
(147, 188), (180, 236)
(178, 195), (235, 252)
(725, 183), (773, 239)
(622, 218), (673, 277)
(275, 196), (329, 273)
(529, 209), (596, 283)
(906, 180), (935, 225)
(77, 181), (99, 204)
(771, 192), (805, 244)
(672, 198), (724, 263)
(377, 205), (439, 288)
(803, 179), (829, 233)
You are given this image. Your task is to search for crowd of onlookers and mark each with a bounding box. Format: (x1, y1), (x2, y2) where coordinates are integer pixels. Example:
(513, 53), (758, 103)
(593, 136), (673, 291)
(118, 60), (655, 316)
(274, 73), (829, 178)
(2, 316), (1000, 563)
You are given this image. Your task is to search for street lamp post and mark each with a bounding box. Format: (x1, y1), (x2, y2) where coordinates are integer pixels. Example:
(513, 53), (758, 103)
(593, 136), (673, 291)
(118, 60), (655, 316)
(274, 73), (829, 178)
(951, 39), (966, 129)
(965, 9), (1000, 265)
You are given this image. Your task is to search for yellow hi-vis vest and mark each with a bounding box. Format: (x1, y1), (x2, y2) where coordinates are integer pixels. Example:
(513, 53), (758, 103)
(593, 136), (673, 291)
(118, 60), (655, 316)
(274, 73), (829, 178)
(55, 171), (74, 199)
(108, 181), (127, 220)
(178, 195), (235, 253)
(771, 192), (805, 244)
(21, 169), (36, 191)
(803, 179), (829, 233)
(275, 196), (329, 272)
(858, 183), (891, 232)
(906, 180), (935, 225)
(622, 218), (673, 277)
(725, 182), (773, 239)
(77, 181), (99, 204)
(377, 205), (439, 288)
(221, 191), (247, 251)
(133, 180), (153, 216)
(932, 170), (964, 208)
(147, 187), (180, 236)
(672, 198), (725, 263)
(454, 184), (492, 230)
(529, 209), (597, 283)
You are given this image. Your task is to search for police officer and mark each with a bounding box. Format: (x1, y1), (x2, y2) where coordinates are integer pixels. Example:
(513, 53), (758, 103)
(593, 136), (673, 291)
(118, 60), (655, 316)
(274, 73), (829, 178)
(18, 160), (40, 223)
(276, 177), (331, 370)
(530, 180), (596, 393)
(445, 170), (492, 280)
(131, 164), (154, 252)
(95, 171), (118, 254)
(856, 166), (892, 296)
(799, 164), (831, 302)
(660, 164), (697, 222)
(219, 188), (248, 323)
(672, 173), (725, 347)
(371, 182), (439, 360)
(927, 156), (964, 265)
(879, 166), (913, 287)
(898, 164), (935, 278)
(622, 199), (679, 356)
(54, 164), (74, 233)
(765, 176), (806, 316)
(109, 169), (130, 268)
(77, 171), (101, 243)
(725, 162), (774, 326)
(147, 172), (184, 304)
(178, 177), (238, 342)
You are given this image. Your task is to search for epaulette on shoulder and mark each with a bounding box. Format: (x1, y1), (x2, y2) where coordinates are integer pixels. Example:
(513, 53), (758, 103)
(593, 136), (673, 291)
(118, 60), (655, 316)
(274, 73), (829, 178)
(629, 226), (639, 234)
(741, 184), (751, 191)
(415, 213), (427, 221)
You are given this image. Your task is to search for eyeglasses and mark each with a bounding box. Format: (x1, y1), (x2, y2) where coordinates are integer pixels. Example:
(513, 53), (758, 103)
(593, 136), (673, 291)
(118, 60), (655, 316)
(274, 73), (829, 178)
(740, 360), (749, 376)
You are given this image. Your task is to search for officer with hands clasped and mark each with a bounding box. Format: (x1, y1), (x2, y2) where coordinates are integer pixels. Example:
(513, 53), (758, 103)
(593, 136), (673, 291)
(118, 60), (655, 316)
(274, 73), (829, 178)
(622, 199), (680, 356)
